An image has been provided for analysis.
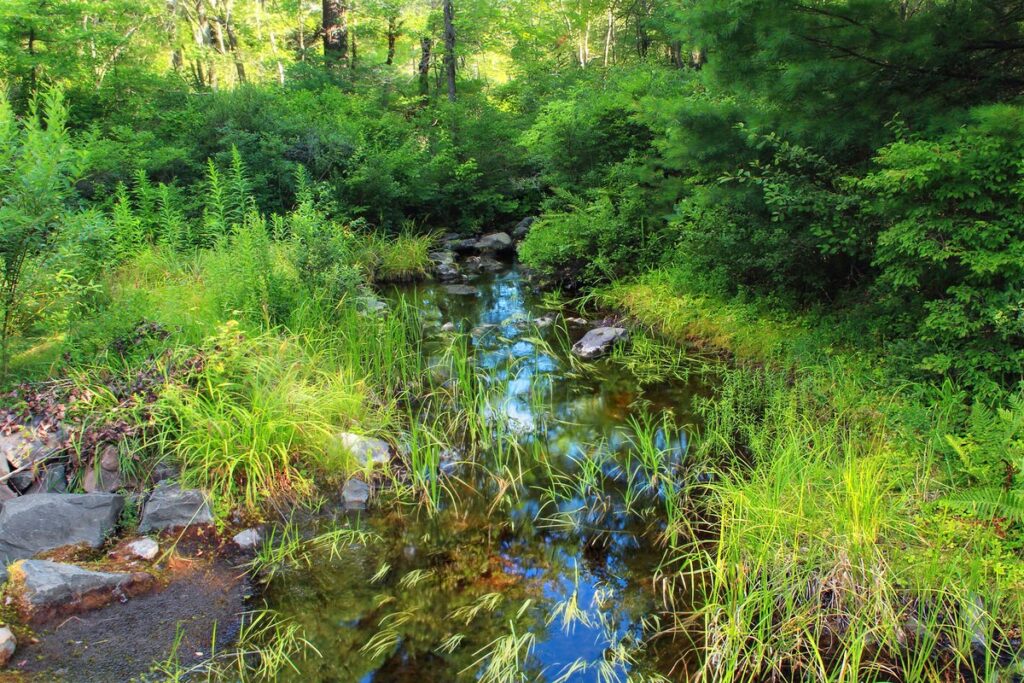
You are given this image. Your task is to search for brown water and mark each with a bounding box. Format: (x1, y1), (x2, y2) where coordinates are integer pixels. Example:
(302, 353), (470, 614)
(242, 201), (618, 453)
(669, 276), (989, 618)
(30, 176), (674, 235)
(264, 265), (712, 682)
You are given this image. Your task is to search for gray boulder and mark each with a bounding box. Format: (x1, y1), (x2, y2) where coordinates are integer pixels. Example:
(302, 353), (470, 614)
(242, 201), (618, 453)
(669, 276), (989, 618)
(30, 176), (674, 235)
(138, 483), (213, 533)
(436, 261), (462, 283)
(342, 479), (371, 510)
(430, 250), (463, 282)
(571, 327), (629, 359)
(451, 238), (480, 254)
(444, 284), (479, 297)
(9, 559), (154, 622)
(0, 493), (123, 579)
(511, 216), (536, 241)
(464, 255), (505, 274)
(475, 232), (513, 253)
(331, 432), (391, 468)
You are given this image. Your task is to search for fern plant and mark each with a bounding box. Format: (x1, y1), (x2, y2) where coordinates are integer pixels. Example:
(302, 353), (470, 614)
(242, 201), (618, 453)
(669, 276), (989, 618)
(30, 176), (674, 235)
(201, 159), (229, 246)
(226, 145), (255, 227)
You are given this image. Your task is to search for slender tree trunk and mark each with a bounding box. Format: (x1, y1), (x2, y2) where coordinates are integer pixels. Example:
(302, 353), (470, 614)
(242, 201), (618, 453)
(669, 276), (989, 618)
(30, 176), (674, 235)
(670, 41), (683, 68)
(442, 0), (456, 101)
(322, 0), (348, 68)
(223, 7), (247, 83)
(269, 31), (285, 84)
(386, 16), (398, 65)
(603, 7), (614, 67)
(418, 37), (432, 96)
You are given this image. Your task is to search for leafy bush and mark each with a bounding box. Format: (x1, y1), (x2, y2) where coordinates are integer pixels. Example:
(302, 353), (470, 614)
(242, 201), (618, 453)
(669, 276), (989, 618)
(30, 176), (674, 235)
(519, 189), (664, 286)
(862, 105), (1024, 392)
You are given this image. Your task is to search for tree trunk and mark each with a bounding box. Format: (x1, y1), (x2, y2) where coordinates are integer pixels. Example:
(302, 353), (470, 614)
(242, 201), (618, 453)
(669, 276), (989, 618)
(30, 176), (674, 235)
(224, 13), (247, 83)
(386, 16), (398, 65)
(442, 0), (456, 101)
(604, 7), (615, 67)
(322, 0), (348, 68)
(670, 41), (683, 68)
(690, 47), (706, 69)
(418, 37), (432, 96)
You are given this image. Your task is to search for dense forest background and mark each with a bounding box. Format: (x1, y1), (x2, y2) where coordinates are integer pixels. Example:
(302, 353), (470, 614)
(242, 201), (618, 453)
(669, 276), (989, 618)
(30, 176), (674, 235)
(1, 0), (1022, 395)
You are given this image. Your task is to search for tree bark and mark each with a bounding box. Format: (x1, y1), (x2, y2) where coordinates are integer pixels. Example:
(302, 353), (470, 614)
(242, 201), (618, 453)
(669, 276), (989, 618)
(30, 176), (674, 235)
(322, 0), (348, 68)
(442, 0), (456, 101)
(418, 37), (432, 96)
(386, 16), (399, 65)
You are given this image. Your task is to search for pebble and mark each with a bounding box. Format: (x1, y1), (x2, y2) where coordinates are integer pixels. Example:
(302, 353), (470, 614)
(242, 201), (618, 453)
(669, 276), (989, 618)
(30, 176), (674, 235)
(127, 538), (160, 561)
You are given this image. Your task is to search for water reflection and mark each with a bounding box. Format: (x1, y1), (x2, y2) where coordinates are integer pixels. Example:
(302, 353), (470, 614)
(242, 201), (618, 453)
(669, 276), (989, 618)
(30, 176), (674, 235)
(266, 266), (707, 682)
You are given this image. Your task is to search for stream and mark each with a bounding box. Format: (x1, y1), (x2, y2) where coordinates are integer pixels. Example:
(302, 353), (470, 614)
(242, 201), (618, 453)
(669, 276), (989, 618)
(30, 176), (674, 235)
(264, 265), (712, 682)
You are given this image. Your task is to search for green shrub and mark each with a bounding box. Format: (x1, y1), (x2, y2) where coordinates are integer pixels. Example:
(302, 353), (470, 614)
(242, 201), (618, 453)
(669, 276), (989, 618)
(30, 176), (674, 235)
(519, 190), (663, 286)
(862, 105), (1024, 392)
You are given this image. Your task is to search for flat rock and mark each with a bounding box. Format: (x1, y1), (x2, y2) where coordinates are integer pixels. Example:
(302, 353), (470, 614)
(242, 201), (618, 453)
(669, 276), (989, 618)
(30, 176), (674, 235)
(331, 432), (391, 468)
(9, 560), (154, 623)
(443, 284), (478, 296)
(475, 232), (513, 253)
(126, 538), (159, 561)
(0, 493), (123, 580)
(440, 322), (456, 333)
(232, 528), (262, 549)
(138, 483), (213, 533)
(0, 426), (65, 471)
(342, 479), (371, 510)
(571, 327), (629, 359)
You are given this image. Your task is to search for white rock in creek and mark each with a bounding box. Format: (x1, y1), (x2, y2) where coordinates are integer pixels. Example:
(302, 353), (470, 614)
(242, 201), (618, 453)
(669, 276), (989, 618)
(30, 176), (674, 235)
(342, 479), (371, 510)
(232, 528), (262, 549)
(534, 313), (558, 328)
(126, 537), (160, 561)
(331, 433), (391, 468)
(571, 327), (629, 359)
(0, 626), (15, 667)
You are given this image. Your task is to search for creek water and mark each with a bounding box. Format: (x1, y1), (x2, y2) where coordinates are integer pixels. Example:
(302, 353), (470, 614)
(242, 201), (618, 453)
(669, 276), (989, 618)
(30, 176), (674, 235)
(265, 265), (712, 682)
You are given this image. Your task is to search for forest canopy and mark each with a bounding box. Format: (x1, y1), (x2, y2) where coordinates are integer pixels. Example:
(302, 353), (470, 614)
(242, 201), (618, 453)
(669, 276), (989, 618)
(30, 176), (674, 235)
(0, 0), (1022, 393)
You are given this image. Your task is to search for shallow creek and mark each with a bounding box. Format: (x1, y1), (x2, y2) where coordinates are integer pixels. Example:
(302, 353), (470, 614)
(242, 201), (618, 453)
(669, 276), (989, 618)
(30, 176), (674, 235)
(264, 265), (713, 682)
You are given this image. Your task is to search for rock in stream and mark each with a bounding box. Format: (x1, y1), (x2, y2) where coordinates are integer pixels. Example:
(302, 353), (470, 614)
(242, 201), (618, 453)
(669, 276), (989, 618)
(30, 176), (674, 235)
(571, 326), (629, 359)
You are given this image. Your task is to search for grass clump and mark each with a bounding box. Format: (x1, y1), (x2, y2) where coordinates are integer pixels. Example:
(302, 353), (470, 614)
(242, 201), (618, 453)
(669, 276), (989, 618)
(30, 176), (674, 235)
(153, 321), (391, 514)
(366, 231), (435, 283)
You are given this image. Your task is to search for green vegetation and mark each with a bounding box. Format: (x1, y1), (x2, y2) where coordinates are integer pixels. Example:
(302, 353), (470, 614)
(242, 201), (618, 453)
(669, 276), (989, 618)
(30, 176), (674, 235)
(2, 0), (1024, 680)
